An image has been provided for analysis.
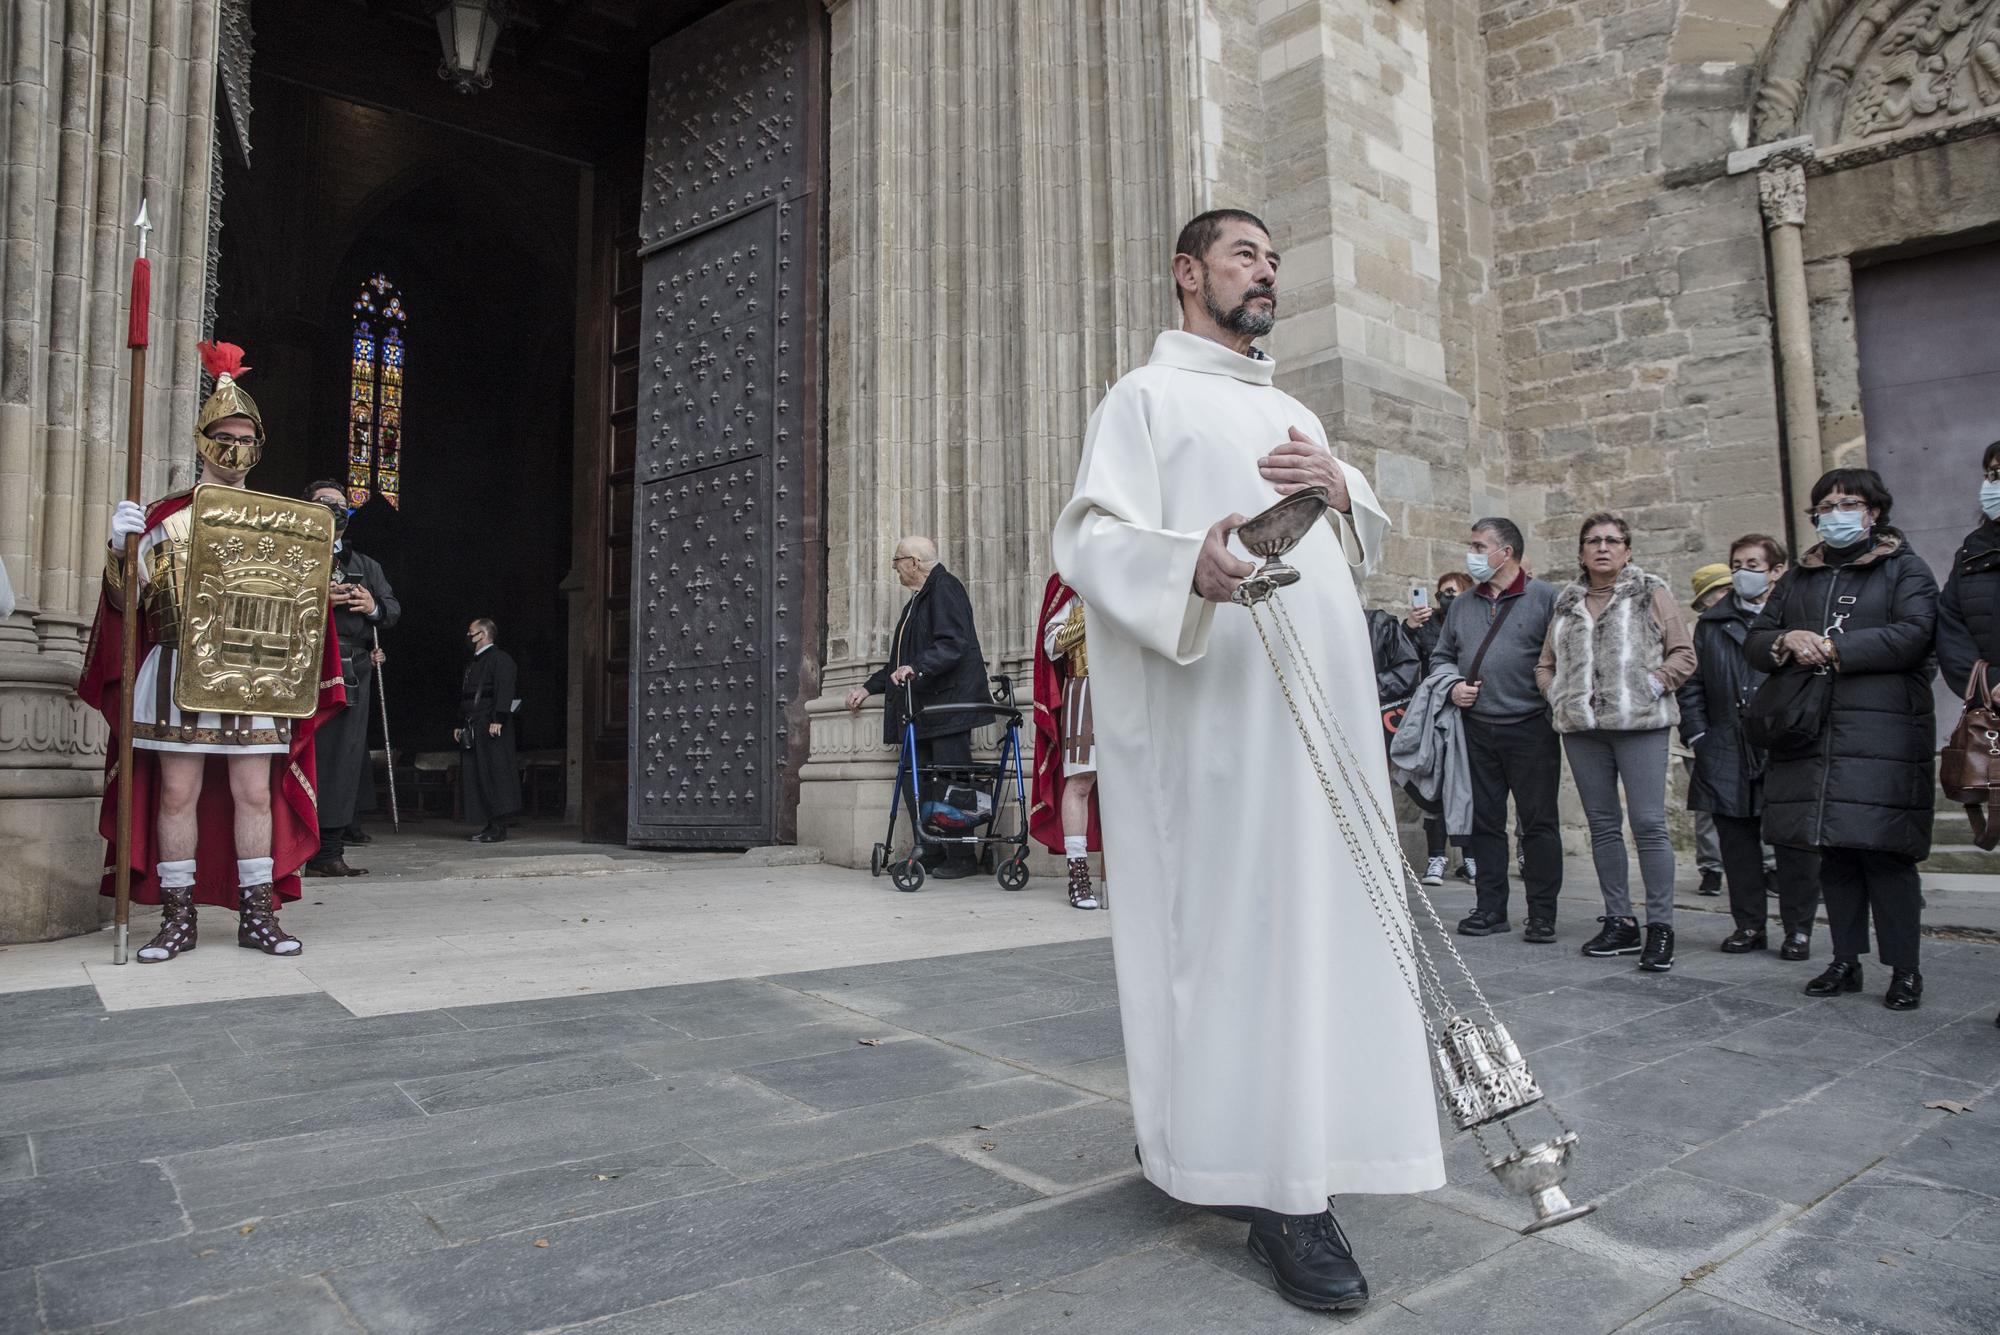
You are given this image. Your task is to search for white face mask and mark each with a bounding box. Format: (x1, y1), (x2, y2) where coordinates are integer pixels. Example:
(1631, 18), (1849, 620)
(1981, 479), (2000, 521)
(1731, 568), (1770, 600)
(1465, 551), (1495, 583)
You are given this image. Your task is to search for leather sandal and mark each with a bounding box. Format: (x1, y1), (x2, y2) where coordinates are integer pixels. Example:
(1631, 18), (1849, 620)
(137, 887), (197, 963)
(237, 883), (303, 956)
(1066, 858), (1099, 910)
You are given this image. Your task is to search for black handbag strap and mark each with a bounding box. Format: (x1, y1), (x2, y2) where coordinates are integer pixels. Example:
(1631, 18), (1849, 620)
(1466, 594), (1522, 683)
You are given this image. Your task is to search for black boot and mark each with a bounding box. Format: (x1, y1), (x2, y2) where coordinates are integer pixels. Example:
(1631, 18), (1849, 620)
(1884, 970), (1923, 1011)
(1581, 917), (1641, 957)
(1720, 927), (1767, 954)
(1696, 868), (1722, 897)
(1805, 958), (1863, 997)
(1246, 1207), (1369, 1312)
(1638, 922), (1675, 972)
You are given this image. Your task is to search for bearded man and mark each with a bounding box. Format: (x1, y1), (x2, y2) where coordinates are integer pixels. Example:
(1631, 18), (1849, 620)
(1054, 209), (1443, 1313)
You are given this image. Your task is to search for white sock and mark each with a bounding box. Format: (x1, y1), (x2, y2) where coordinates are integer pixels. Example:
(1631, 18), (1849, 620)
(1064, 836), (1088, 861)
(156, 859), (196, 889)
(236, 856), (273, 888)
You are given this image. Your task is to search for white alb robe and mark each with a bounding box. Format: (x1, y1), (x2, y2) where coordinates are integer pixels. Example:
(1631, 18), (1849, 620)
(1054, 330), (1445, 1213)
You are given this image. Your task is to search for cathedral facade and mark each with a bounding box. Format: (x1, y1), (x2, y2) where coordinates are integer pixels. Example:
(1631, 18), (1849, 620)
(4, 0), (1998, 939)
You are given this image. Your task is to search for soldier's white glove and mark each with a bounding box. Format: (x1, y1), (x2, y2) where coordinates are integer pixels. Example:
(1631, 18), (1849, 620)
(107, 500), (146, 549)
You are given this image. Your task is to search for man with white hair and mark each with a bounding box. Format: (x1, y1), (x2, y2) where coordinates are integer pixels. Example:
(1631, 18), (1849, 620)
(846, 536), (989, 877)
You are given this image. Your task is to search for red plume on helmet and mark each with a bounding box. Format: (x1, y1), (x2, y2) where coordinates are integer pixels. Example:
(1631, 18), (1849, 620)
(197, 341), (251, 382)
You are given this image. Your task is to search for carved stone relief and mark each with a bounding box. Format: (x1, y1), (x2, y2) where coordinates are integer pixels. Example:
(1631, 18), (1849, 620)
(1809, 1), (2000, 146)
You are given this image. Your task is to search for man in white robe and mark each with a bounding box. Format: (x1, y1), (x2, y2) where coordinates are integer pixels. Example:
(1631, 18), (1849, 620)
(1054, 209), (1444, 1313)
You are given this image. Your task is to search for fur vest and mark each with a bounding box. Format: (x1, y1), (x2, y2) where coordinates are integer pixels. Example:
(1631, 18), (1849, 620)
(1546, 564), (1679, 735)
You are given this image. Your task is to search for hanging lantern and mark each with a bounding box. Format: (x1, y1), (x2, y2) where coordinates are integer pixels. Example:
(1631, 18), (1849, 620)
(434, 1), (507, 95)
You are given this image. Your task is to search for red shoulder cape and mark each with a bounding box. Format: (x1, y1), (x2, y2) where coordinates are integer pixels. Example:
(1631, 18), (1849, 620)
(1029, 572), (1100, 855)
(78, 492), (346, 907)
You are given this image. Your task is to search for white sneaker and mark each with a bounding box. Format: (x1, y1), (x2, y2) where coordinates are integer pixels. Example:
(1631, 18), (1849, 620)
(1422, 856), (1447, 887)
(1456, 857), (1478, 883)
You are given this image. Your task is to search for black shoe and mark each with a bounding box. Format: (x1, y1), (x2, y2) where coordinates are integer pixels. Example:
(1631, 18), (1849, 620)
(1523, 918), (1556, 944)
(1720, 928), (1767, 954)
(343, 825), (373, 845)
(1805, 959), (1863, 997)
(1639, 923), (1676, 972)
(1581, 917), (1641, 957)
(1246, 1208), (1369, 1313)
(471, 825), (507, 844)
(1696, 868), (1723, 897)
(1779, 932), (1811, 961)
(1456, 909), (1511, 937)
(930, 859), (977, 881)
(1884, 970), (1923, 1011)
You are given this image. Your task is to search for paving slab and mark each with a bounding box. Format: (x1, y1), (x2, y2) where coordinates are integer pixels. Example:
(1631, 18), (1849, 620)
(1673, 1099), (1921, 1206)
(82, 1277), (365, 1335)
(0, 1270), (38, 1335)
(939, 1005), (1127, 1067)
(1356, 1237), (1680, 1335)
(547, 1250), (957, 1335)
(0, 1065), (190, 1136)
(0, 1139), (29, 1185)
(1615, 1290), (1818, 1334)
(395, 1050), (659, 1114)
(737, 1035), (1025, 1112)
(933, 1099), (1138, 1189)
(0, 1161), (184, 1269)
(405, 1141), (739, 1241)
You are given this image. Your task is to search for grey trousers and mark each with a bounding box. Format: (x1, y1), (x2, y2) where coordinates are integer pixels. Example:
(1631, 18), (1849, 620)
(1563, 728), (1676, 926)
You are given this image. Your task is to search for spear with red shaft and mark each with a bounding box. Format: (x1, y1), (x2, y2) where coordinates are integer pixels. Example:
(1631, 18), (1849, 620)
(112, 199), (152, 966)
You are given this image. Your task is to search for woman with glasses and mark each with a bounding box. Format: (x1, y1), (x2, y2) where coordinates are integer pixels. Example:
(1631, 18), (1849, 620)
(1745, 469), (1939, 1011)
(1535, 513), (1697, 970)
(1932, 441), (2000, 1026)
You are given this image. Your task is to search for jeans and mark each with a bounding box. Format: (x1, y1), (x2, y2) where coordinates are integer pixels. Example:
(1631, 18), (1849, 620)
(1714, 815), (1820, 937)
(1561, 728), (1675, 927)
(1464, 714), (1563, 922)
(1402, 782), (1462, 860)
(1819, 848), (1922, 971)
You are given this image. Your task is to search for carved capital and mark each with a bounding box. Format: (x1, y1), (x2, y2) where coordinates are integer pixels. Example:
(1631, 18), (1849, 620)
(1758, 159), (1808, 229)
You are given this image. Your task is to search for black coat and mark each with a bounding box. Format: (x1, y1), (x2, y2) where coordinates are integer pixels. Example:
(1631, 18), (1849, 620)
(1743, 532), (1939, 860)
(460, 646), (522, 824)
(1935, 517), (2000, 700)
(1677, 597), (1770, 819)
(316, 545), (401, 829)
(1367, 610), (1420, 706)
(865, 564), (988, 742)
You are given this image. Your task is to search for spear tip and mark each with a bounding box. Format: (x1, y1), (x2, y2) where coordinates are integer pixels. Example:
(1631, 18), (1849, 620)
(133, 198), (151, 231)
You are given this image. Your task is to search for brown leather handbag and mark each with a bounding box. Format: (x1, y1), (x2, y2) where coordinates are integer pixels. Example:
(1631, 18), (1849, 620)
(1940, 659), (2000, 851)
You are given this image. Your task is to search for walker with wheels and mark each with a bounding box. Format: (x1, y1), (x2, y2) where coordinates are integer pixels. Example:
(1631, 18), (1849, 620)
(869, 675), (1031, 893)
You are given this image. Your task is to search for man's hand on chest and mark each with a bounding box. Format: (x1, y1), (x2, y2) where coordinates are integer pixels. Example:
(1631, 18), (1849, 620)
(1257, 426), (1351, 513)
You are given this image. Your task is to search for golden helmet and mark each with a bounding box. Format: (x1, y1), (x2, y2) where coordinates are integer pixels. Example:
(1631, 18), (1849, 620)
(194, 341), (265, 472)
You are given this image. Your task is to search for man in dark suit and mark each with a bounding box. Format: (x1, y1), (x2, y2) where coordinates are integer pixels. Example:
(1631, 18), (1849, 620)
(303, 481), (400, 877)
(456, 617), (522, 843)
(845, 535), (988, 878)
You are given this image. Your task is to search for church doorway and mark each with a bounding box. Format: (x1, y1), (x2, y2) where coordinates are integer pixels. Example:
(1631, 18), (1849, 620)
(211, 0), (823, 845)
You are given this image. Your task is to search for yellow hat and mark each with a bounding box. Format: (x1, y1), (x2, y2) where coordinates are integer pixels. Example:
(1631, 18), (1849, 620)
(1690, 563), (1731, 608)
(194, 341), (265, 472)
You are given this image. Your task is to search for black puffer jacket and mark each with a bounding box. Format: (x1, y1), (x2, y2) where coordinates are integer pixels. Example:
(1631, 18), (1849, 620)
(1678, 597), (1771, 819)
(1743, 532), (1940, 860)
(865, 564), (989, 742)
(1936, 518), (2000, 700)
(1368, 610), (1420, 706)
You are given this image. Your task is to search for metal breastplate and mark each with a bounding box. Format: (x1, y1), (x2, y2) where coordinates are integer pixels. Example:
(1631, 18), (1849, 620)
(1055, 600), (1088, 678)
(143, 507), (194, 646)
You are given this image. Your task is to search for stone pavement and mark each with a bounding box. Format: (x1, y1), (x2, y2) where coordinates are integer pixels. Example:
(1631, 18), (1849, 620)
(3, 835), (2000, 1333)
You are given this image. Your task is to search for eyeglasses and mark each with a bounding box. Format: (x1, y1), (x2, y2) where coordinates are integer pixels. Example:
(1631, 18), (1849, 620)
(1984, 467), (2000, 483)
(891, 556), (916, 567)
(1807, 499), (1869, 518)
(206, 432), (258, 448)
(1581, 536), (1627, 549)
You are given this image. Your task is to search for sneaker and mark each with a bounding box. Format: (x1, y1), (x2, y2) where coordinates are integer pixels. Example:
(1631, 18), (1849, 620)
(1456, 909), (1511, 937)
(1696, 868), (1722, 897)
(1454, 858), (1477, 884)
(1523, 918), (1556, 944)
(1638, 922), (1676, 972)
(1581, 917), (1642, 957)
(1421, 856), (1447, 888)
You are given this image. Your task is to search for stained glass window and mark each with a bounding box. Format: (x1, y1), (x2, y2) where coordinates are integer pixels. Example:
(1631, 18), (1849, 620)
(347, 274), (408, 509)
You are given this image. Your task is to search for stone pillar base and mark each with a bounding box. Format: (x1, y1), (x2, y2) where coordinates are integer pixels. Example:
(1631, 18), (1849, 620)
(0, 790), (109, 944)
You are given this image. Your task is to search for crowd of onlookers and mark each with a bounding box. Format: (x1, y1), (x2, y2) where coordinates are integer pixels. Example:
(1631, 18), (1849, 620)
(1381, 448), (2000, 1021)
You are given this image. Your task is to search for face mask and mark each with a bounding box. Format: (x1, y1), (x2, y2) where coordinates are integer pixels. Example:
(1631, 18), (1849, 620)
(1814, 510), (1869, 548)
(1981, 479), (2000, 520)
(1730, 569), (1770, 599)
(1438, 590), (1459, 608)
(1465, 552), (1494, 583)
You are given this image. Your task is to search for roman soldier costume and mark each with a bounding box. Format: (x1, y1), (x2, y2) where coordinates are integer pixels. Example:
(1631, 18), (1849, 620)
(77, 342), (345, 961)
(1031, 573), (1101, 909)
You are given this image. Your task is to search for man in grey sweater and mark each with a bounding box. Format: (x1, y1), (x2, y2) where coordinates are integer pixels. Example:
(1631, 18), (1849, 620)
(1428, 518), (1564, 941)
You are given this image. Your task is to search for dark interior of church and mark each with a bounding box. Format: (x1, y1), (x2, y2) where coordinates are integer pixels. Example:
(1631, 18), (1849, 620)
(214, 0), (727, 829)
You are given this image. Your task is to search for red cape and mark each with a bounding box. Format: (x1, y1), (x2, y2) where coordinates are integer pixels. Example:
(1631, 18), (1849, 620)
(1030, 572), (1101, 855)
(77, 491), (345, 907)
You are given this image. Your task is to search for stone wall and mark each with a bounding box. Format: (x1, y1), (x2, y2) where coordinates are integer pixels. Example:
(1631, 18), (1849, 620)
(0, 0), (222, 942)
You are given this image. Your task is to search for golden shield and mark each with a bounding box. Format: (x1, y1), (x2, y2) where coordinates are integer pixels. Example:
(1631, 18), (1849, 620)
(173, 484), (336, 720)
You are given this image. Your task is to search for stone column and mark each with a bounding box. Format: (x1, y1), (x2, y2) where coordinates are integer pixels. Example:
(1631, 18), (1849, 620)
(0, 0), (222, 942)
(1757, 152), (1823, 554)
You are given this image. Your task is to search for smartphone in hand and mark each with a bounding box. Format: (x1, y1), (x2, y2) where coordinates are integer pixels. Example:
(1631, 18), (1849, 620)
(1410, 586), (1427, 609)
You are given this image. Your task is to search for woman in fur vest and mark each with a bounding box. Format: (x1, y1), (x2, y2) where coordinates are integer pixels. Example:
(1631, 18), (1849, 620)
(1746, 469), (1939, 1012)
(1536, 513), (1697, 972)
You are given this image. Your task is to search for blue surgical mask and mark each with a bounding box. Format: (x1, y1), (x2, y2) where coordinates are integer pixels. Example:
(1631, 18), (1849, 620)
(1814, 510), (1869, 549)
(1981, 479), (2000, 520)
(1730, 569), (1769, 600)
(1465, 552), (1494, 583)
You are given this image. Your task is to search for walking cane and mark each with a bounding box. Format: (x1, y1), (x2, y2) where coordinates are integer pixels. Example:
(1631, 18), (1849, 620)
(112, 200), (152, 965)
(373, 627), (401, 830)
